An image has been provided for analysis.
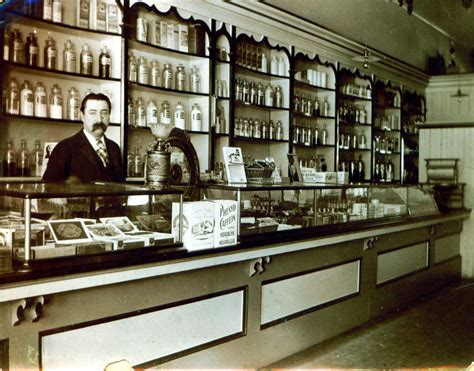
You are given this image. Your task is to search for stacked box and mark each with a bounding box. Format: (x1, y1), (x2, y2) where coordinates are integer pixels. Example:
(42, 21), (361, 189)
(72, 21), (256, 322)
(212, 200), (238, 247)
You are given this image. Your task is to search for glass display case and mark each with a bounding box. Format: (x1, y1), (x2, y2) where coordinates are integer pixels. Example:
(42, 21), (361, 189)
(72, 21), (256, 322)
(200, 182), (439, 238)
(0, 182), (183, 268)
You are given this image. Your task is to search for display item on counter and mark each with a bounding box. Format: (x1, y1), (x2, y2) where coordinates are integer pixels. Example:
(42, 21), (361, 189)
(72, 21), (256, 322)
(160, 101), (171, 125)
(34, 82), (47, 117)
(25, 31), (39, 67)
(80, 43), (93, 75)
(99, 46), (111, 78)
(162, 63), (173, 89)
(6, 78), (20, 115)
(191, 103), (202, 131)
(44, 36), (57, 70)
(20, 80), (34, 116)
(146, 99), (158, 125)
(150, 60), (160, 87)
(63, 39), (77, 73)
(174, 101), (185, 130)
(49, 84), (63, 119)
(138, 56), (148, 84)
(175, 64), (186, 91)
(128, 51), (137, 82)
(67, 87), (80, 121)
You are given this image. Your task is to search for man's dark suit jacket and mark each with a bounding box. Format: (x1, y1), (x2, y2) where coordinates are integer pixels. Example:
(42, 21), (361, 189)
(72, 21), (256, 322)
(42, 130), (125, 182)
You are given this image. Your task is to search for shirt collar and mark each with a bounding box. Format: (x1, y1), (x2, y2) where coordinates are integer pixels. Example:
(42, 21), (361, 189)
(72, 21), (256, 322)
(83, 129), (106, 150)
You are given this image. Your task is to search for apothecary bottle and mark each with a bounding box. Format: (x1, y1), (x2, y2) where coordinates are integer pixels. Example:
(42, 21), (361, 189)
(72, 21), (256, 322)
(3, 140), (16, 177)
(133, 148), (143, 177)
(20, 80), (34, 116)
(162, 63), (173, 89)
(44, 36), (57, 70)
(32, 140), (43, 177)
(18, 139), (30, 177)
(322, 97), (330, 117)
(7, 78), (20, 115)
(11, 29), (23, 64)
(274, 86), (282, 108)
(174, 102), (185, 130)
(80, 43), (93, 75)
(25, 31), (39, 67)
(49, 84), (63, 119)
(160, 101), (171, 125)
(190, 65), (200, 93)
(265, 84), (273, 107)
(128, 51), (137, 82)
(146, 99), (158, 125)
(175, 64), (186, 91)
(99, 46), (111, 78)
(191, 103), (202, 131)
(4, 31), (9, 62)
(321, 124), (328, 145)
(128, 97), (136, 127)
(136, 97), (146, 127)
(275, 120), (283, 140)
(67, 87), (80, 120)
(268, 120), (274, 140)
(63, 39), (77, 73)
(138, 57), (148, 84)
(151, 60), (160, 87)
(34, 82), (47, 117)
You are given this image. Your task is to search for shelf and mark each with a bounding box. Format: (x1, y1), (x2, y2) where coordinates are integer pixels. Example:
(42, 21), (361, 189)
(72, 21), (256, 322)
(128, 39), (209, 60)
(294, 79), (336, 92)
(213, 133), (230, 137)
(0, 176), (42, 182)
(216, 59), (230, 64)
(234, 136), (288, 144)
(2, 113), (121, 126)
(235, 64), (289, 80)
(339, 147), (372, 152)
(374, 103), (401, 110)
(338, 93), (372, 102)
(373, 127), (401, 133)
(235, 100), (289, 111)
(374, 151), (401, 156)
(217, 96), (230, 101)
(338, 120), (371, 127)
(293, 112), (336, 120)
(129, 126), (208, 135)
(3, 61), (121, 82)
(7, 10), (122, 37)
(128, 82), (209, 97)
(293, 143), (335, 149)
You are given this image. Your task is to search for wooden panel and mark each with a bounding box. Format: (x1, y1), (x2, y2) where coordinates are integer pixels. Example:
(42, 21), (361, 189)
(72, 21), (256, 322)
(377, 242), (428, 284)
(261, 260), (360, 325)
(41, 290), (245, 370)
(434, 234), (461, 264)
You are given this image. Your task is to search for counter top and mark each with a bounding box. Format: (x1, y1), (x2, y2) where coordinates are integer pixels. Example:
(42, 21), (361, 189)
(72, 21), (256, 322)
(0, 209), (469, 302)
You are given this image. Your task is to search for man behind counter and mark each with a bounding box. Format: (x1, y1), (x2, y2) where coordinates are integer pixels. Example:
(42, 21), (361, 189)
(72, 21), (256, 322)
(43, 93), (125, 182)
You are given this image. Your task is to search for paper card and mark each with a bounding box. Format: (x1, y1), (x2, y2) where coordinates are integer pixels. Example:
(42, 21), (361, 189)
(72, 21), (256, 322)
(100, 216), (140, 233)
(222, 147), (246, 183)
(47, 219), (92, 244)
(86, 223), (124, 238)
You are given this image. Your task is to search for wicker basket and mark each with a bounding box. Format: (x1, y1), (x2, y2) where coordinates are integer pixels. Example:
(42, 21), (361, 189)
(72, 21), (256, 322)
(244, 166), (274, 179)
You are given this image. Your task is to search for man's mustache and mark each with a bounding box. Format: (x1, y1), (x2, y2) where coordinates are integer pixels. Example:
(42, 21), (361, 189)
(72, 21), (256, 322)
(92, 122), (107, 131)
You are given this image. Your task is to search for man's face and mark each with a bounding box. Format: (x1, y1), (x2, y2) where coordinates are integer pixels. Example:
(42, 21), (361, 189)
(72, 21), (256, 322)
(81, 99), (110, 140)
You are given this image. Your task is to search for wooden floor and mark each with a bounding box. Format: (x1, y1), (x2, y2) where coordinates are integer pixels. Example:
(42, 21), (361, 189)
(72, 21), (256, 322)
(267, 280), (474, 369)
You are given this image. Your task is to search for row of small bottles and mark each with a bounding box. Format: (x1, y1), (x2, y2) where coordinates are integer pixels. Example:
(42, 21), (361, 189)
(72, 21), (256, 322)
(236, 43), (289, 77)
(374, 113), (400, 131)
(338, 103), (368, 124)
(235, 78), (284, 108)
(340, 83), (372, 99)
(2, 139), (43, 177)
(293, 122), (329, 146)
(21, 0), (63, 23)
(128, 53), (201, 93)
(4, 78), (82, 120)
(126, 148), (144, 178)
(299, 155), (328, 172)
(374, 136), (399, 154)
(338, 130), (368, 150)
(128, 97), (203, 131)
(373, 158), (395, 183)
(375, 91), (401, 108)
(293, 93), (330, 117)
(339, 157), (365, 183)
(234, 117), (283, 140)
(4, 30), (112, 77)
(402, 117), (422, 134)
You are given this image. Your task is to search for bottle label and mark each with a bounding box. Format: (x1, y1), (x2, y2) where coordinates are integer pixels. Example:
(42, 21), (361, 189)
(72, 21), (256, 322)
(82, 54), (92, 63)
(101, 55), (111, 65)
(48, 48), (57, 58)
(30, 45), (39, 55)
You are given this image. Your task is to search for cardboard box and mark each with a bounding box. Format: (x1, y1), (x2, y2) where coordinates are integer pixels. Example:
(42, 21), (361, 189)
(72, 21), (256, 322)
(167, 23), (175, 50)
(96, 1), (107, 31)
(178, 24), (188, 52)
(149, 19), (161, 45)
(0, 226), (46, 248)
(172, 201), (215, 251)
(160, 21), (168, 48)
(212, 200), (238, 247)
(106, 3), (120, 33)
(89, 0), (97, 29)
(14, 245), (76, 260)
(77, 0), (90, 28)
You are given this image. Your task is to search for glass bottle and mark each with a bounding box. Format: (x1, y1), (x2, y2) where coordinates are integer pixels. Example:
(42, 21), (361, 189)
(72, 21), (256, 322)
(191, 103), (202, 131)
(293, 123), (299, 144)
(63, 39), (77, 73)
(257, 82), (264, 106)
(320, 156), (327, 172)
(253, 119), (261, 139)
(357, 155), (365, 182)
(305, 124), (312, 146)
(3, 140), (16, 177)
(7, 78), (20, 115)
(3, 30), (9, 62)
(190, 65), (200, 93)
(146, 99), (158, 125)
(150, 60), (160, 87)
(11, 29), (23, 64)
(174, 101), (185, 130)
(18, 139), (30, 177)
(34, 82), (47, 117)
(313, 125), (319, 145)
(20, 80), (34, 116)
(265, 84), (273, 107)
(43, 0), (52, 21)
(49, 84), (63, 119)
(136, 97), (146, 127)
(313, 96), (320, 116)
(52, 0), (62, 23)
(128, 96), (136, 127)
(80, 43), (93, 75)
(242, 80), (250, 103)
(321, 124), (328, 145)
(322, 96), (330, 117)
(268, 120), (274, 140)
(133, 148), (143, 177)
(126, 151), (134, 177)
(275, 120), (283, 140)
(99, 46), (111, 78)
(138, 56), (148, 84)
(175, 64), (186, 91)
(31, 140), (43, 177)
(162, 63), (173, 89)
(67, 87), (80, 120)
(128, 51), (137, 82)
(274, 85), (282, 108)
(359, 132), (367, 149)
(160, 101), (171, 125)
(235, 78), (242, 101)
(25, 31), (39, 67)
(386, 157), (394, 182)
(250, 82), (257, 105)
(44, 36), (57, 70)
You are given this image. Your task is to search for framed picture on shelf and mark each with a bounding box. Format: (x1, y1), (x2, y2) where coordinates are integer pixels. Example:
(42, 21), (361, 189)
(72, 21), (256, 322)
(287, 153), (302, 182)
(47, 220), (92, 244)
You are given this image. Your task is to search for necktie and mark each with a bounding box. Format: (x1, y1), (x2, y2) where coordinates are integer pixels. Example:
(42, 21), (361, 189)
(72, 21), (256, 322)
(96, 140), (109, 167)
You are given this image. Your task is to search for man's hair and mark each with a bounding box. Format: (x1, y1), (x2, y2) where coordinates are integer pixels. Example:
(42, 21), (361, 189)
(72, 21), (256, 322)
(80, 93), (112, 113)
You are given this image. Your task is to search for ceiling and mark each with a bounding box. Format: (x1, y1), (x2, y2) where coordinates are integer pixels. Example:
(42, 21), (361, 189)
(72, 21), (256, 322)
(261, 0), (474, 72)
